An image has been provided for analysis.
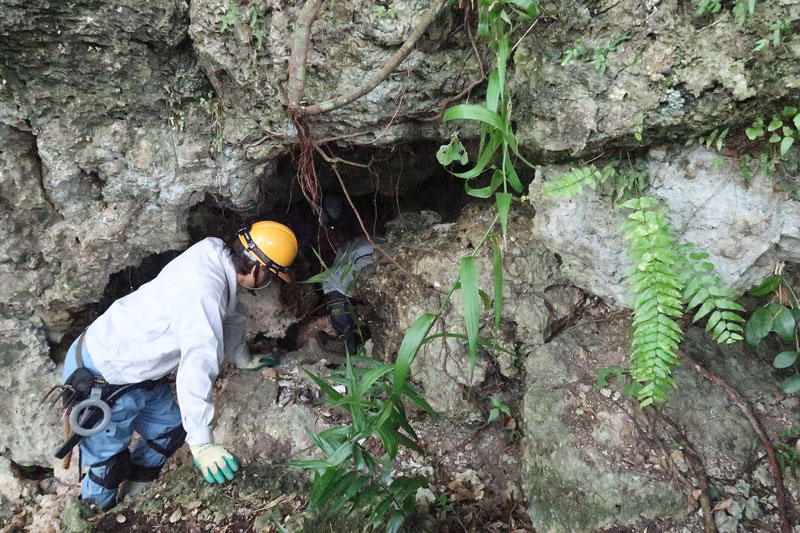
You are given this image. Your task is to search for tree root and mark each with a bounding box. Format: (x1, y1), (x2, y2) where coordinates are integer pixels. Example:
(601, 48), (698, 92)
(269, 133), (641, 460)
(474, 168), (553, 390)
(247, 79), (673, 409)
(680, 349), (794, 533)
(651, 410), (718, 533)
(287, 0), (327, 111)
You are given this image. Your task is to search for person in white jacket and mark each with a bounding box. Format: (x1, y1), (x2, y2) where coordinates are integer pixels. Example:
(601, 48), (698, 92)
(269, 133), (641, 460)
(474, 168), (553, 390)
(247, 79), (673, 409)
(60, 221), (298, 510)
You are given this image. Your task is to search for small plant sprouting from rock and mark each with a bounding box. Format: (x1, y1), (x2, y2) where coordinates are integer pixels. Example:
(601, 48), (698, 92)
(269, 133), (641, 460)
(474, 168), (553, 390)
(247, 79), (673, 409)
(753, 18), (790, 52)
(219, 2), (268, 50)
(745, 106), (800, 158)
(559, 36), (630, 74)
(591, 35), (630, 75)
(697, 0), (756, 26)
(633, 114), (644, 142)
(744, 270), (800, 394)
(560, 41), (588, 66)
(685, 127), (729, 152)
(539, 162), (647, 206)
(486, 395), (510, 425)
(375, 4), (398, 19)
(438, 0), (539, 236)
(774, 417), (800, 477)
(219, 5), (238, 33)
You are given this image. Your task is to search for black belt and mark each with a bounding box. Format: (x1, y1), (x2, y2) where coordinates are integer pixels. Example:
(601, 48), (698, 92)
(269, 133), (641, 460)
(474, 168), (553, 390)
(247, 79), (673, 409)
(54, 335), (171, 459)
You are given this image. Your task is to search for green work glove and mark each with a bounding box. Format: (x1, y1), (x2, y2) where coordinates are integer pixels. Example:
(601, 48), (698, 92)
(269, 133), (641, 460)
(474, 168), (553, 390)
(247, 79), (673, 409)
(190, 444), (239, 484)
(239, 355), (280, 371)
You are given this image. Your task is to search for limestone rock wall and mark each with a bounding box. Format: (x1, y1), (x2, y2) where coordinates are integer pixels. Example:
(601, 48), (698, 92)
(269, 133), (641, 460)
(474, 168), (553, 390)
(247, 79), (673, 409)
(530, 147), (800, 307)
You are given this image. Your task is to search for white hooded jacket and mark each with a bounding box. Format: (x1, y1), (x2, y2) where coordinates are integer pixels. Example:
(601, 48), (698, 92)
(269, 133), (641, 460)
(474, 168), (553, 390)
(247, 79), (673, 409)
(84, 237), (250, 446)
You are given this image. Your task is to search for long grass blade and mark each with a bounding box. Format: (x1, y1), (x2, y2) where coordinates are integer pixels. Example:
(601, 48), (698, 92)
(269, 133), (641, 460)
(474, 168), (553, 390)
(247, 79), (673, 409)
(460, 256), (481, 375)
(393, 313), (436, 393)
(492, 234), (504, 330)
(495, 192), (512, 238)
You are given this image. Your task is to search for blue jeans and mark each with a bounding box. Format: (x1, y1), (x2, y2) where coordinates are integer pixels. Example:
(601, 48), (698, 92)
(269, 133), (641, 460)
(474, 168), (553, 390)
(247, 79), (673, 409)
(62, 337), (183, 509)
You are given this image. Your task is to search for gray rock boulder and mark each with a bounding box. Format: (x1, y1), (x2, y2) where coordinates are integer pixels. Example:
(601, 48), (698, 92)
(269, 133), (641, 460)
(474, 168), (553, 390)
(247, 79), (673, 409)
(0, 317), (62, 466)
(531, 147), (800, 307)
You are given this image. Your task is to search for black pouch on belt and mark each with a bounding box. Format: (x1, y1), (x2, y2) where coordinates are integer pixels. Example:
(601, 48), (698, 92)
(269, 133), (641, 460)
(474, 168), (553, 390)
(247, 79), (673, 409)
(62, 367), (98, 408)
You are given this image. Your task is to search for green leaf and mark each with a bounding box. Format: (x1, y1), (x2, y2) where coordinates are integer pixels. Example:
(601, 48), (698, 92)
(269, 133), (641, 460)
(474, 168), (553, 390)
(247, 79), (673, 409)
(460, 256), (481, 374)
(772, 305), (796, 341)
(686, 287), (709, 311)
(443, 104), (506, 133)
(748, 274), (782, 296)
(485, 70), (500, 114)
(745, 125), (764, 139)
(745, 307), (774, 346)
(693, 299), (716, 322)
(508, 0), (541, 17)
(597, 366), (624, 388)
(452, 132), (501, 180)
(465, 169), (504, 198)
(769, 133), (782, 143)
(492, 235), (504, 330)
(436, 134), (469, 166)
(495, 37), (509, 101)
(393, 313), (437, 393)
(780, 136), (795, 156)
(781, 375), (800, 394)
(773, 351), (798, 369)
(768, 118), (783, 131)
(356, 364), (395, 398)
(496, 193), (512, 239)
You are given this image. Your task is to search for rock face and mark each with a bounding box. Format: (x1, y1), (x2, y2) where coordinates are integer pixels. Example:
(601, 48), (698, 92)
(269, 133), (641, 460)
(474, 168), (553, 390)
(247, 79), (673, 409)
(358, 202), (798, 532)
(531, 147), (800, 307)
(357, 204), (567, 420)
(0, 318), (62, 466)
(511, 0), (800, 155)
(2, 0), (800, 530)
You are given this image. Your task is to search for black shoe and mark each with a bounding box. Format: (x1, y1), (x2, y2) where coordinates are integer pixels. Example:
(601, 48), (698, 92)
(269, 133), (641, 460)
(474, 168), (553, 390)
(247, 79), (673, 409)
(316, 331), (346, 356)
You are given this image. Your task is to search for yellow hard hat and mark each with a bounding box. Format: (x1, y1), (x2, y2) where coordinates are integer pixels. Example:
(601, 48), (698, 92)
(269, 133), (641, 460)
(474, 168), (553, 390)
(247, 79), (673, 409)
(237, 221), (298, 283)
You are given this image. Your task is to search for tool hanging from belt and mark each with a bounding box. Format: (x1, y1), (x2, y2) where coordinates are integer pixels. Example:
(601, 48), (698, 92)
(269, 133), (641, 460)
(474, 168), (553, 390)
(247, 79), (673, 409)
(41, 334), (169, 460)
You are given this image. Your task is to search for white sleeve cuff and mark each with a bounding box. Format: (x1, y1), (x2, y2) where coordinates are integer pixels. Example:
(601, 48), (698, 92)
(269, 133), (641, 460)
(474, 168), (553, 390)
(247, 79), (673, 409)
(185, 427), (214, 447)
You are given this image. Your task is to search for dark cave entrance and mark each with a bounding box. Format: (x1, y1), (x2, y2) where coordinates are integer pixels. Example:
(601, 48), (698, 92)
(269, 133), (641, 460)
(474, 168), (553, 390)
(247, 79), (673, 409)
(54, 140), (472, 360)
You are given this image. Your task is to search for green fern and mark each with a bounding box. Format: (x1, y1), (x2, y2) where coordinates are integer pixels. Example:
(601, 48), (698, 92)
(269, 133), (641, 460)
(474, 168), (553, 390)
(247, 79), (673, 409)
(622, 197), (684, 407)
(540, 165), (615, 199)
(682, 252), (746, 344)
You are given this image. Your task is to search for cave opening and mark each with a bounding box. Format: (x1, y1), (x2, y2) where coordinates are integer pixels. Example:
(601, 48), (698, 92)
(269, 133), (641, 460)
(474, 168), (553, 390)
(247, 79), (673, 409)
(54, 140), (471, 361)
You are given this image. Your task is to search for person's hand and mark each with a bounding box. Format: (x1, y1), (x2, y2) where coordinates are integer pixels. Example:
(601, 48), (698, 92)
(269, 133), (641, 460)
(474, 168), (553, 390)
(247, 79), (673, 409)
(238, 355), (280, 371)
(190, 444), (239, 484)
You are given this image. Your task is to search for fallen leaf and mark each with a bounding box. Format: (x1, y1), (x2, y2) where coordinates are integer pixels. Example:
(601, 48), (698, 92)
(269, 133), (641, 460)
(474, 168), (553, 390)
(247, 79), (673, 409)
(262, 368), (277, 380)
(713, 498), (733, 513)
(185, 500), (202, 511)
(169, 508), (182, 523)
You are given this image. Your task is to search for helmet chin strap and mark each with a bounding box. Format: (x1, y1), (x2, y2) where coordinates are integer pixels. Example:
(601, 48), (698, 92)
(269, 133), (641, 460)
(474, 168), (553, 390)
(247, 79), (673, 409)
(237, 264), (273, 291)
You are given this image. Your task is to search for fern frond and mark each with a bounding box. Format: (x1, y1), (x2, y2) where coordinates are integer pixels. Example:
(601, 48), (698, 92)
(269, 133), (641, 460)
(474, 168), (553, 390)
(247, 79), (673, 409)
(681, 252), (745, 344)
(622, 197), (684, 407)
(540, 165), (615, 199)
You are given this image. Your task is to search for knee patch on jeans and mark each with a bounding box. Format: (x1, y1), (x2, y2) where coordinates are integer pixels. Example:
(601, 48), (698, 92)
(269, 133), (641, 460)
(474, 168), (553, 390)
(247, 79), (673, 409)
(128, 463), (163, 482)
(87, 449), (131, 490)
(147, 424), (186, 457)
